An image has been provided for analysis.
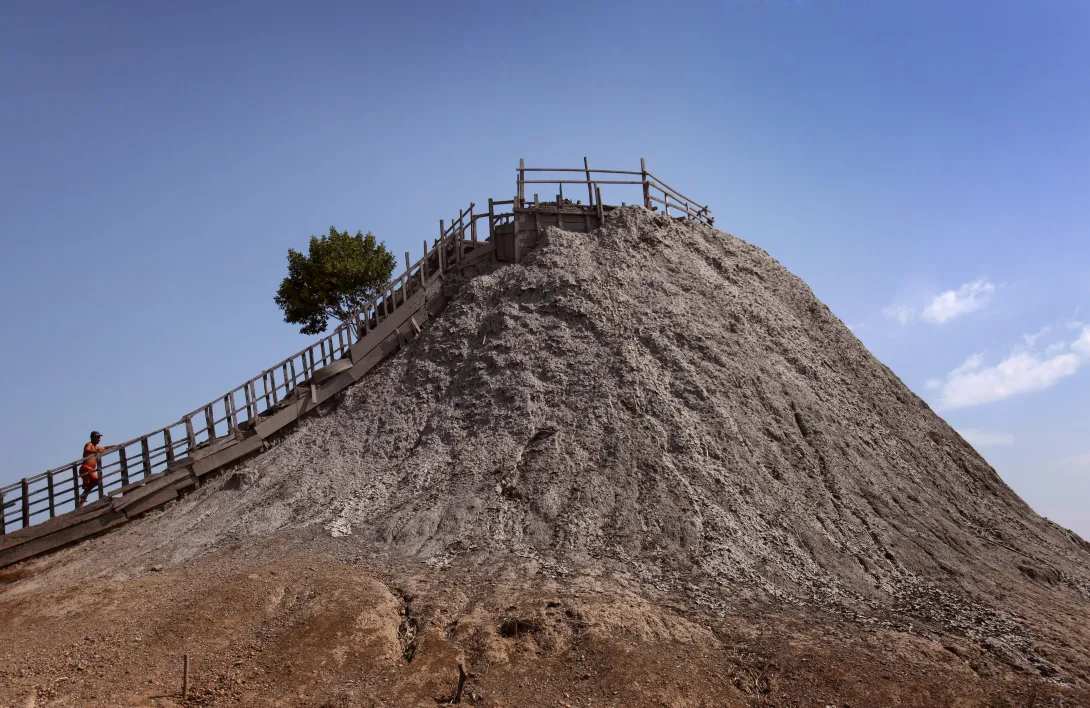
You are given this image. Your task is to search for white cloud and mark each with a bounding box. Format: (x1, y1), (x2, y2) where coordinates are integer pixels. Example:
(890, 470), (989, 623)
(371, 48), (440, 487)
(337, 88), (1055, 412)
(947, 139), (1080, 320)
(950, 352), (984, 377)
(882, 278), (996, 328)
(929, 324), (1090, 410)
(1044, 341), (1068, 356)
(938, 350), (1080, 409)
(959, 429), (1015, 448)
(1023, 326), (1052, 347)
(1073, 327), (1090, 358)
(882, 304), (914, 326)
(1065, 451), (1090, 468)
(920, 278), (995, 324)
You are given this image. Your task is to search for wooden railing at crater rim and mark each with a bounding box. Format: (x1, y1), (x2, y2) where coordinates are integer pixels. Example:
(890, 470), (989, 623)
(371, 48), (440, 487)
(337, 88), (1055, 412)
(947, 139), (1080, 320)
(0, 159), (712, 567)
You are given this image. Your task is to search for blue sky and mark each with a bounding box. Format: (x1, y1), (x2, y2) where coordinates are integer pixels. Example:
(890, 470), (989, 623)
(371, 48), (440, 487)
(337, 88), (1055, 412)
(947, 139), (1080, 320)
(1, 1), (1087, 535)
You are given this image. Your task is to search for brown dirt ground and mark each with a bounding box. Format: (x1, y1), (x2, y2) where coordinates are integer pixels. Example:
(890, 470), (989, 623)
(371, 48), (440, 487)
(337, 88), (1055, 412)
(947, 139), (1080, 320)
(1, 529), (1085, 708)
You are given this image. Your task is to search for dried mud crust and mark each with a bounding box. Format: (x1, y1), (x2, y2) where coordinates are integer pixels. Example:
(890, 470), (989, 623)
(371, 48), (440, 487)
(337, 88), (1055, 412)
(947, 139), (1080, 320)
(0, 535), (1086, 707)
(2, 207), (1089, 699)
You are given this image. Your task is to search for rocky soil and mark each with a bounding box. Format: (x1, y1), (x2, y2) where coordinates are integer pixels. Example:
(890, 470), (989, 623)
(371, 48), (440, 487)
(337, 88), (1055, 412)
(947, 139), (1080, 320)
(1, 207), (1088, 706)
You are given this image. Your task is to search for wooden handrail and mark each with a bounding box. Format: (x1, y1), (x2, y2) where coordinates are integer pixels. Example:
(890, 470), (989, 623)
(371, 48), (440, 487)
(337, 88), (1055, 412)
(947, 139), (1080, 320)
(514, 158), (712, 225)
(518, 179), (643, 186)
(645, 172), (710, 213)
(518, 167), (643, 175)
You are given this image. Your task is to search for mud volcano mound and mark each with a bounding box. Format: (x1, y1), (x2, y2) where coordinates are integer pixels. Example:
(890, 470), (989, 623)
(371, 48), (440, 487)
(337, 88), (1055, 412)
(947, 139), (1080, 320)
(3, 207), (1089, 705)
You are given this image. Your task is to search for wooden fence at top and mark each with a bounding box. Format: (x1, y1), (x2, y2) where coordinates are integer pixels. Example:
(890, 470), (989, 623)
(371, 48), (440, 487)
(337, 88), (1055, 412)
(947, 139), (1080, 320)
(514, 157), (714, 226)
(0, 159), (711, 538)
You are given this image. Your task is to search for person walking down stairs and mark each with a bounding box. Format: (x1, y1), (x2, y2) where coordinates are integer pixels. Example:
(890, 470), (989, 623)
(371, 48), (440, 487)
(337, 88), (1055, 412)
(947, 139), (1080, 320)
(76, 431), (109, 509)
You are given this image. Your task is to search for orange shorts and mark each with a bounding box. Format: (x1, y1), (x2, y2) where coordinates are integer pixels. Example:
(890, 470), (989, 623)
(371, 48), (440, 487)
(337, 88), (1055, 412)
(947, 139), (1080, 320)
(80, 467), (99, 489)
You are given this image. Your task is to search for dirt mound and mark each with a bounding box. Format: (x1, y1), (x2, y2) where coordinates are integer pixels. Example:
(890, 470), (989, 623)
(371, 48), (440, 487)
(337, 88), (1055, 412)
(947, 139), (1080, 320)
(3, 207), (1089, 703)
(6, 535), (1087, 707)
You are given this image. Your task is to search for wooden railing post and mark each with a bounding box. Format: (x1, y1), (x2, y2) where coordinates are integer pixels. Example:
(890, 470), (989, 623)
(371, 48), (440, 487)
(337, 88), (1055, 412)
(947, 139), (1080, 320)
(118, 445), (130, 486)
(518, 158), (525, 202)
(21, 479), (30, 527)
(0, 492), (6, 534)
(488, 199), (495, 239)
(641, 157), (650, 208)
(470, 204), (477, 244)
(512, 195), (520, 262)
(222, 395), (233, 434)
(140, 438), (152, 478)
(596, 186), (604, 221)
(46, 472), (56, 518)
(455, 221), (463, 265)
(95, 455), (105, 498)
(584, 156), (594, 206)
(184, 416), (196, 453)
(70, 464), (80, 508)
(164, 428), (175, 463)
(205, 405), (217, 442)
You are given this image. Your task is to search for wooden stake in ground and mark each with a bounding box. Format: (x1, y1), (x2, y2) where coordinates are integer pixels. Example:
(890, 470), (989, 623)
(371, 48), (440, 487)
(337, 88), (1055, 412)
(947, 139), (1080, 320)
(453, 662), (467, 704)
(437, 662), (468, 704)
(182, 654), (189, 699)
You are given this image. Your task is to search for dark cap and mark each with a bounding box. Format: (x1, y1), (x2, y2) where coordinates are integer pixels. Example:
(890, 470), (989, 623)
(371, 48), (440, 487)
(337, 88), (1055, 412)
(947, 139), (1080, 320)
(90, 430), (102, 438)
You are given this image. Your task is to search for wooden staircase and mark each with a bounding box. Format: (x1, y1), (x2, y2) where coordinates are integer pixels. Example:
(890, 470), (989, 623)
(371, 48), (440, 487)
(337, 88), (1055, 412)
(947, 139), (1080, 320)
(0, 159), (713, 569)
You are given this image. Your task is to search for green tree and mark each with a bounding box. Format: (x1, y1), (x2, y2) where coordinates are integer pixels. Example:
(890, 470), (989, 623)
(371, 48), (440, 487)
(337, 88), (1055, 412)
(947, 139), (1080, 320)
(274, 227), (397, 335)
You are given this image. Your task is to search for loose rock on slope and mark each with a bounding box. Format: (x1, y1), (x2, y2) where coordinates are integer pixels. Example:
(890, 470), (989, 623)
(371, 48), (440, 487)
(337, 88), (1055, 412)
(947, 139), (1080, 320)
(13, 207), (1090, 693)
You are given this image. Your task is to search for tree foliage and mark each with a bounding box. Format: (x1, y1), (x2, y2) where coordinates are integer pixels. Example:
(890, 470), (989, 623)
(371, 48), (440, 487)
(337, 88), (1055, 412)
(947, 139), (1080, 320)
(274, 227), (396, 335)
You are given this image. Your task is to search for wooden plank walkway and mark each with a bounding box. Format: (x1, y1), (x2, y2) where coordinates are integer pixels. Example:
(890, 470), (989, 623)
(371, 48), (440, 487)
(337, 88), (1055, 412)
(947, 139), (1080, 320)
(0, 160), (713, 569)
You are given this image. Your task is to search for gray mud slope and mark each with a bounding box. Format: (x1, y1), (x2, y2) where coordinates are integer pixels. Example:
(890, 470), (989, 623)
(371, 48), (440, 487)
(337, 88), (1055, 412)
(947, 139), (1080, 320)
(53, 207), (1090, 666)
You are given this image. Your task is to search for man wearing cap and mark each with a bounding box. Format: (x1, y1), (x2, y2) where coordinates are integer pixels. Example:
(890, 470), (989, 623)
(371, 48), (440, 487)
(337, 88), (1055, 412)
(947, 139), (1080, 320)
(76, 431), (108, 508)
